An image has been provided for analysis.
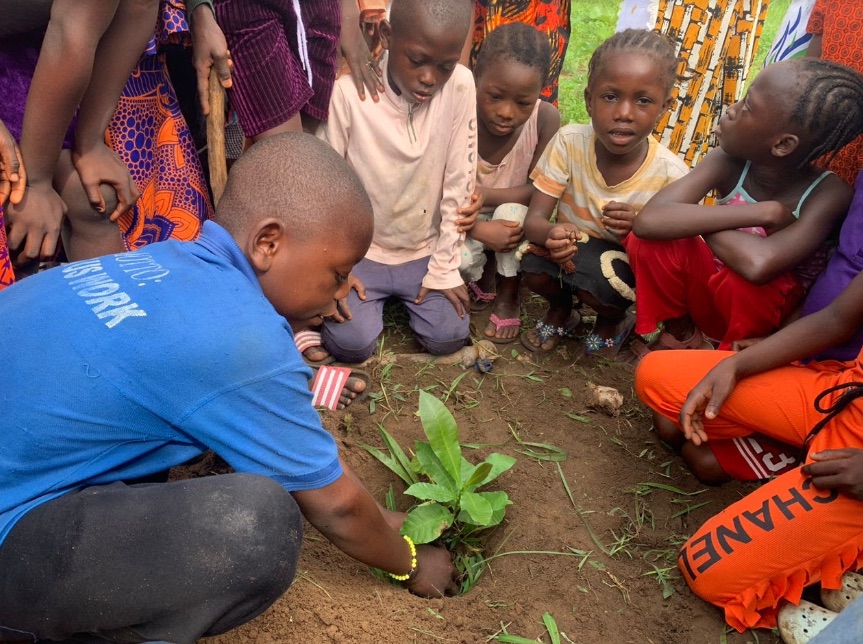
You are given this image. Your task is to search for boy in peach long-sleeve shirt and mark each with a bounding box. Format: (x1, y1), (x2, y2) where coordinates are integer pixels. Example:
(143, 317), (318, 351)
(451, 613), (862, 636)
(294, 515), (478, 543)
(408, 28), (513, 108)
(318, 0), (477, 363)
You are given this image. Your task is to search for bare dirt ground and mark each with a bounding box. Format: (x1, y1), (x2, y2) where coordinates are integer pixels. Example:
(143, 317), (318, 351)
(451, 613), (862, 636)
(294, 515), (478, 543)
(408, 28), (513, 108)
(198, 297), (781, 644)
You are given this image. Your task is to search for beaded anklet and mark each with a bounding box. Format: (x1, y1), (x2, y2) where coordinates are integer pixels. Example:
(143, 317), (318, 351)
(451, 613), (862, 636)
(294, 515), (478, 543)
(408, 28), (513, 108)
(389, 535), (418, 581)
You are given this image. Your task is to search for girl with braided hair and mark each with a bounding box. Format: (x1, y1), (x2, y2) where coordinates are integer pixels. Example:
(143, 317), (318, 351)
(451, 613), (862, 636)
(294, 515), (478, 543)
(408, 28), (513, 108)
(625, 57), (863, 362)
(519, 29), (688, 355)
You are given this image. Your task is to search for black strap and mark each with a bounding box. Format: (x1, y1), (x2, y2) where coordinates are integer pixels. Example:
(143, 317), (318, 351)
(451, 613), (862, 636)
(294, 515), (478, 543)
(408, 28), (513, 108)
(804, 381), (863, 449)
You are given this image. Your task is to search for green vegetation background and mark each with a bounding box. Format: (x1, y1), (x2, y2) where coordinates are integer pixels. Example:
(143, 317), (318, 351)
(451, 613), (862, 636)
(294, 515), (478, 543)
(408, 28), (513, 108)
(560, 0), (792, 125)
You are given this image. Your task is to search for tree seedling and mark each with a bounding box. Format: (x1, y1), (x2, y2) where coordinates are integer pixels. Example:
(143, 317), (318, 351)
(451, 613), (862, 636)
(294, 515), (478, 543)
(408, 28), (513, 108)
(362, 391), (516, 593)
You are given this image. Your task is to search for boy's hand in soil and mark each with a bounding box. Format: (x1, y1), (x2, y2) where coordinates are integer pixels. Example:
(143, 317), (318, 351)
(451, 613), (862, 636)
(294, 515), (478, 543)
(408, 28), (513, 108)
(802, 449), (863, 501)
(469, 219), (523, 253)
(679, 356), (741, 446)
(328, 273), (366, 323)
(545, 223), (581, 265)
(416, 284), (470, 318)
(0, 118), (25, 206)
(601, 201), (636, 237)
(455, 188), (483, 233)
(406, 545), (459, 598)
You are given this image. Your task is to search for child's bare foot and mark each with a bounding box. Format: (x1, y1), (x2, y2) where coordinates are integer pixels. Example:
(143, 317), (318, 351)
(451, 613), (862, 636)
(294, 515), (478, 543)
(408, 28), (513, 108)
(303, 345), (331, 363)
(520, 307), (581, 353)
(483, 275), (521, 343)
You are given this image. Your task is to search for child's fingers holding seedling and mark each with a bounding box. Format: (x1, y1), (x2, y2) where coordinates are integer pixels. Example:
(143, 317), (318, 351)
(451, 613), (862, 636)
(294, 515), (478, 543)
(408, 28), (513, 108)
(406, 545), (459, 598)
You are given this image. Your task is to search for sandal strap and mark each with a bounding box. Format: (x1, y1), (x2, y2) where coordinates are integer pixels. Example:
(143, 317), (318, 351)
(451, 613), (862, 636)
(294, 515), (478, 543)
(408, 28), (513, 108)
(311, 365), (352, 410)
(295, 329), (323, 354)
(468, 281), (496, 303)
(489, 314), (521, 328)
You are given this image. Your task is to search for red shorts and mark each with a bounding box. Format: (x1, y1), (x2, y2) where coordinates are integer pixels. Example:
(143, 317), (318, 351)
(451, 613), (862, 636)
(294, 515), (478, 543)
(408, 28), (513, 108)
(709, 434), (801, 481)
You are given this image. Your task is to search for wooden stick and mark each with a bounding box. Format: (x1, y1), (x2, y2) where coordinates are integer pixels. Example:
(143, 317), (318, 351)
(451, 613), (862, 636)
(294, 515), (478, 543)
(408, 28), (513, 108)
(206, 69), (228, 205)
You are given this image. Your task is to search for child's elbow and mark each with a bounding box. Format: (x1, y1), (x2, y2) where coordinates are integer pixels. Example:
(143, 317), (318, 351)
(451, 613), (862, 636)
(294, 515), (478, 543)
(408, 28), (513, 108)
(632, 212), (659, 239)
(736, 256), (777, 285)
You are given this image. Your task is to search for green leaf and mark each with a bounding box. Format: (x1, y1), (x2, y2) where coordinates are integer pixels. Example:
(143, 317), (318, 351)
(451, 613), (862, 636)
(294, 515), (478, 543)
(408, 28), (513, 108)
(404, 482), (456, 503)
(418, 391), (462, 483)
(458, 491), (493, 525)
(493, 636), (539, 644)
(477, 453), (517, 486)
(482, 490), (512, 527)
(566, 412), (590, 423)
(542, 613), (561, 644)
(402, 503), (453, 544)
(378, 425), (418, 485)
(415, 442), (457, 493)
(462, 461), (493, 492)
(360, 442), (414, 486)
(558, 387), (573, 398)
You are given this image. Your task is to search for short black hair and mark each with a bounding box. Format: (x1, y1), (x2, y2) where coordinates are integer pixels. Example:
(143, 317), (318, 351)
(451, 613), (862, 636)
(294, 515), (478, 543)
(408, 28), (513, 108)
(217, 133), (373, 248)
(780, 58), (863, 168)
(474, 22), (551, 87)
(389, 0), (473, 42)
(587, 29), (678, 96)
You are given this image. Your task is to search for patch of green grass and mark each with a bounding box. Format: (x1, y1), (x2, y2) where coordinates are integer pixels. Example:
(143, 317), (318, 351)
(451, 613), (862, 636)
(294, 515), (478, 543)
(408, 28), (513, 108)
(557, 3), (617, 125)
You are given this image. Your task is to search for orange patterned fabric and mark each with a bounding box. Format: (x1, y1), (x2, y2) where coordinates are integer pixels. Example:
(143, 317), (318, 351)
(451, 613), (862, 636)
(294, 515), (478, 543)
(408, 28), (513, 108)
(467, 0), (571, 106)
(807, 0), (863, 186)
(652, 0), (770, 167)
(0, 206), (13, 289)
(107, 0), (210, 250)
(637, 349), (863, 631)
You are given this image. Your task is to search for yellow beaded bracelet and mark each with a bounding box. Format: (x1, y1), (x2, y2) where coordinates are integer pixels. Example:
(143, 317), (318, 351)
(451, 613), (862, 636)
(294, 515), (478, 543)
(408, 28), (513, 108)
(389, 535), (418, 581)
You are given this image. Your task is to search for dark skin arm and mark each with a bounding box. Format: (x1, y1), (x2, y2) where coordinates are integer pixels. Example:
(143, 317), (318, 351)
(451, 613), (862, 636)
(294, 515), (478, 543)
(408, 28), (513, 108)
(73, 0), (159, 218)
(6, 0), (122, 261)
(339, 0), (384, 101)
(523, 189), (582, 264)
(705, 173), (851, 284)
(292, 458), (459, 597)
(632, 149), (790, 240)
(8, 0), (155, 261)
(678, 267), (863, 444)
(479, 103), (561, 209)
(189, 2), (233, 116)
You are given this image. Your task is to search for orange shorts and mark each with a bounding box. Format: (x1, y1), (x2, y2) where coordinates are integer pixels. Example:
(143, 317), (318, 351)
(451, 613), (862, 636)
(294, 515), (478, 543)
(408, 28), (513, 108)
(636, 350), (863, 631)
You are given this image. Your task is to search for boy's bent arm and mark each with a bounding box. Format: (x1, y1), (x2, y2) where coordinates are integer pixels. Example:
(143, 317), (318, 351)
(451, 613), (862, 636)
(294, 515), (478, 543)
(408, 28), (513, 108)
(292, 459), (458, 597)
(705, 174), (852, 284)
(633, 149), (759, 239)
(423, 68), (477, 291)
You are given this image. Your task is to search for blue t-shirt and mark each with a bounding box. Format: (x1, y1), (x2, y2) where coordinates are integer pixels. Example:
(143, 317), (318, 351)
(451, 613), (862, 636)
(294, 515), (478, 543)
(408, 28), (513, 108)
(0, 221), (342, 546)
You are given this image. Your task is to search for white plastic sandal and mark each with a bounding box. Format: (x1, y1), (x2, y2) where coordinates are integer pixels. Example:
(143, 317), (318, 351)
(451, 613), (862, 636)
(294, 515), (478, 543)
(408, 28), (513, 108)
(778, 600), (838, 644)
(821, 571), (863, 613)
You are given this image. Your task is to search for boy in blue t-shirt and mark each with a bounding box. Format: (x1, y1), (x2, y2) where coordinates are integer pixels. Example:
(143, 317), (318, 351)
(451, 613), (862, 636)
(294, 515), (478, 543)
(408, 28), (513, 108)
(0, 134), (457, 642)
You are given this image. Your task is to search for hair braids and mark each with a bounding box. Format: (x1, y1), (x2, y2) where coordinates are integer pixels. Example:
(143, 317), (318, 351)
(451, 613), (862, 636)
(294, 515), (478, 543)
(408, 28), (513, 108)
(587, 28), (678, 95)
(789, 58), (863, 168)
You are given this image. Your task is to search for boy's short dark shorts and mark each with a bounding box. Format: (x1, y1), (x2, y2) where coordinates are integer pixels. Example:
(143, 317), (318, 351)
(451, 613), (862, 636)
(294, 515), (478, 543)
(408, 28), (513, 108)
(520, 235), (635, 312)
(215, 0), (340, 137)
